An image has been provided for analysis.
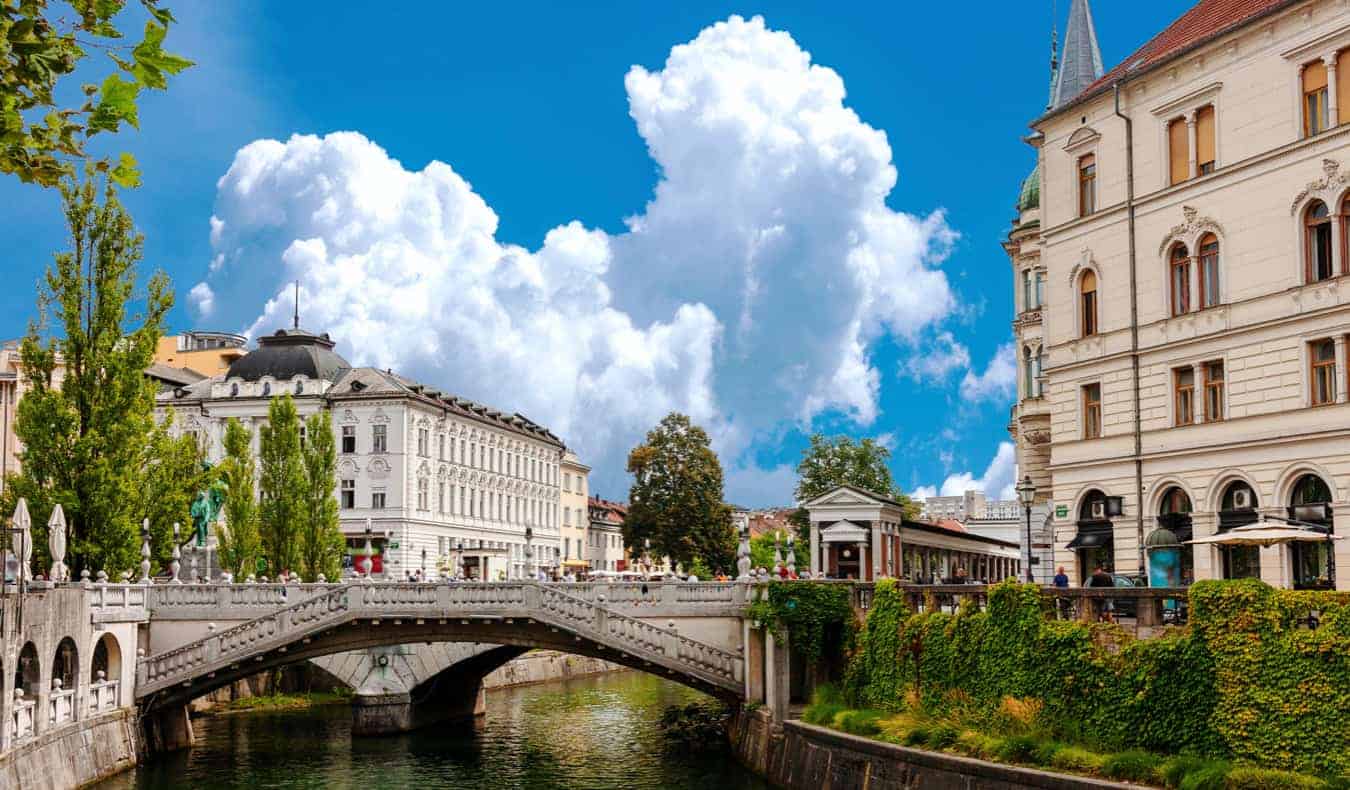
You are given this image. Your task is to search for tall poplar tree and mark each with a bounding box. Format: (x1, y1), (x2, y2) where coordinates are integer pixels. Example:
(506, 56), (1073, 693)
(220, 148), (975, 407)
(622, 413), (736, 573)
(218, 418), (261, 578)
(135, 410), (210, 569)
(2, 176), (171, 573)
(299, 410), (342, 581)
(258, 394), (303, 577)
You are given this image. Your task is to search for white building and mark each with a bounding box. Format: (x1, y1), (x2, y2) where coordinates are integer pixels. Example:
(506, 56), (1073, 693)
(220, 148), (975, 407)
(919, 489), (1052, 583)
(156, 326), (565, 580)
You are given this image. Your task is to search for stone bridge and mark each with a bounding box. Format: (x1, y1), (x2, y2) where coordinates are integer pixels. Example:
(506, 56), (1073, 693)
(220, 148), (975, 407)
(133, 581), (766, 746)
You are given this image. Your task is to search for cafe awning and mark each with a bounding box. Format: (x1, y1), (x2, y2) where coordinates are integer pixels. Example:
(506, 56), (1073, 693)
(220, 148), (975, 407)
(1187, 521), (1342, 547)
(1066, 521), (1112, 550)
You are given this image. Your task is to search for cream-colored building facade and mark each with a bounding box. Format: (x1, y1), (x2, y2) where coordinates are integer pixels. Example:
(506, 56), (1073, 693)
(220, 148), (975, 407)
(1010, 0), (1350, 590)
(560, 450), (590, 571)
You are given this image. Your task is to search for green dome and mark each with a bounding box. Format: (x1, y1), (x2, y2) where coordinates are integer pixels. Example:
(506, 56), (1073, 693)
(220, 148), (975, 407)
(1144, 527), (1181, 548)
(1017, 166), (1040, 212)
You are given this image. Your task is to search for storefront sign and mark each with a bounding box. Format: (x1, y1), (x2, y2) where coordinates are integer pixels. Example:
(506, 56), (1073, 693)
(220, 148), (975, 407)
(1055, 505), (1068, 519)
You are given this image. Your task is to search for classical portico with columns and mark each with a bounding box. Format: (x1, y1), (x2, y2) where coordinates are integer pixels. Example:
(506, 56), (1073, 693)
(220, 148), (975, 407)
(804, 486), (1021, 582)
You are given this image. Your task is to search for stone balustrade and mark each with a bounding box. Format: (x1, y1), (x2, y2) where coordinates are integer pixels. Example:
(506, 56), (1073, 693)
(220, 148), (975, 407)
(48, 687), (75, 727)
(136, 582), (744, 703)
(87, 680), (120, 714)
(10, 697), (34, 743)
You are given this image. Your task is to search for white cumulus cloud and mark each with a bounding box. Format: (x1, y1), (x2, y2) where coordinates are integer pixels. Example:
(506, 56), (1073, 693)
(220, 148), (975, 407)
(189, 282), (215, 317)
(192, 15), (958, 503)
(917, 441), (1018, 502)
(959, 342), (1017, 403)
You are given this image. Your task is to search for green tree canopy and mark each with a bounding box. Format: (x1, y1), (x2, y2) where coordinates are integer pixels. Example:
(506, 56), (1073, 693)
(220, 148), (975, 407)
(791, 434), (918, 540)
(1, 0), (192, 187)
(299, 410), (342, 582)
(134, 410), (209, 570)
(217, 417), (260, 579)
(750, 529), (791, 572)
(622, 413), (736, 573)
(1, 176), (171, 574)
(258, 394), (304, 578)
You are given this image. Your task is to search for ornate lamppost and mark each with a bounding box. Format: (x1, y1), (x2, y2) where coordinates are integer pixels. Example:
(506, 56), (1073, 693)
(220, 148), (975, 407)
(524, 526), (534, 579)
(1016, 475), (1036, 583)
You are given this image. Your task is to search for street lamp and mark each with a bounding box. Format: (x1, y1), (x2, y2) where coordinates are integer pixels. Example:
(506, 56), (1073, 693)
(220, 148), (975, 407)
(524, 526), (534, 580)
(1016, 475), (1036, 583)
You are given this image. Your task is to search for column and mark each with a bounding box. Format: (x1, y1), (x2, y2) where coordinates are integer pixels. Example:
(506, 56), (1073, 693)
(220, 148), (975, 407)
(809, 521), (821, 576)
(858, 541), (868, 581)
(1335, 336), (1348, 404)
(1327, 53), (1341, 128)
(870, 522), (882, 580)
(1186, 110), (1199, 180)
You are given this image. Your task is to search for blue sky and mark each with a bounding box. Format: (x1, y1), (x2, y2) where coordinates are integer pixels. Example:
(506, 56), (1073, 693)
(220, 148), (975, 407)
(0, 1), (1197, 505)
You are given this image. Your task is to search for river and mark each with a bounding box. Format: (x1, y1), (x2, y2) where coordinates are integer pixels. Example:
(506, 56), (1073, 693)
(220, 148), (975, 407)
(97, 671), (768, 789)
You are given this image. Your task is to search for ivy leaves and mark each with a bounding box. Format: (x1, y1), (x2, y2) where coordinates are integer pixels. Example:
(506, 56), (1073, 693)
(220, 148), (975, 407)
(1, 0), (192, 187)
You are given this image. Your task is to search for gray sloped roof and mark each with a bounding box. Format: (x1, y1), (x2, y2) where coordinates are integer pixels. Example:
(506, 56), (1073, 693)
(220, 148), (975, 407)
(1050, 0), (1104, 110)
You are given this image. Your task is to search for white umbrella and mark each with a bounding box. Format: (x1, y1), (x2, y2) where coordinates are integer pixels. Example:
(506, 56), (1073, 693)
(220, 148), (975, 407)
(12, 498), (32, 582)
(1187, 520), (1342, 547)
(48, 504), (67, 582)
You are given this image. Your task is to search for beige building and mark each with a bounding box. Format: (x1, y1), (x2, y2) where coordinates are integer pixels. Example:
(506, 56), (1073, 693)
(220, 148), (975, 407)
(560, 450), (590, 572)
(1008, 0), (1350, 590)
(153, 331), (248, 377)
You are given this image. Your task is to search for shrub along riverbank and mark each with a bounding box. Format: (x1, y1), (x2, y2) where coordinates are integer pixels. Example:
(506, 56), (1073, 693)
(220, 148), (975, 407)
(823, 577), (1349, 787)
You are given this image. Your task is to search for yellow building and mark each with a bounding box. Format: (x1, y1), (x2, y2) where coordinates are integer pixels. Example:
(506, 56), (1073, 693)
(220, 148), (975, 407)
(560, 450), (591, 573)
(153, 331), (248, 377)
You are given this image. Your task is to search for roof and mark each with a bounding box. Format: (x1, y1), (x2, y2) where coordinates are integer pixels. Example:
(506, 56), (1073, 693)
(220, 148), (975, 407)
(1047, 0), (1296, 119)
(1018, 166), (1040, 211)
(903, 519), (1019, 549)
(1050, 0), (1105, 110)
(145, 363), (207, 387)
(588, 496), (627, 526)
(226, 328), (351, 383)
(803, 483), (913, 512)
(935, 518), (967, 534)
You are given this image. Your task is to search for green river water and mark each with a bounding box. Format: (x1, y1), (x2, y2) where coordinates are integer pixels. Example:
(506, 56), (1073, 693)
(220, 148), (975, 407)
(96, 671), (769, 790)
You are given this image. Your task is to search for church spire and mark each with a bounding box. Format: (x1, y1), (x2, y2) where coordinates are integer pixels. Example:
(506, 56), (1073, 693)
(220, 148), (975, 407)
(1046, 10), (1060, 111)
(1049, 0), (1104, 110)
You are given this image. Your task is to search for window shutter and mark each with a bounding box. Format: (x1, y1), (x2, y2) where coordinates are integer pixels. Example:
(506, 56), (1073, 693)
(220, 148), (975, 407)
(1168, 118), (1189, 184)
(1304, 61), (1328, 94)
(1339, 51), (1350, 125)
(1195, 106), (1215, 169)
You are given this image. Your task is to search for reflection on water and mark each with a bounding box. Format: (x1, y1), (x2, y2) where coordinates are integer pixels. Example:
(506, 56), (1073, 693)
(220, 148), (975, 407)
(98, 671), (768, 790)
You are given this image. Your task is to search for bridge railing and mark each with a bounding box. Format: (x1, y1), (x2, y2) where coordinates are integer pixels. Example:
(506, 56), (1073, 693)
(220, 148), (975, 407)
(833, 582), (1190, 629)
(88, 677), (120, 714)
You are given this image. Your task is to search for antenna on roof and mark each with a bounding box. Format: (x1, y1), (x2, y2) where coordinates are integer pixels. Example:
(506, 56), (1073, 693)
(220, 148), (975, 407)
(293, 280), (300, 329)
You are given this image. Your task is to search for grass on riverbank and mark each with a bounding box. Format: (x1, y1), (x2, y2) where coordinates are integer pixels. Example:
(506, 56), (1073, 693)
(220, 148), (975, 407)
(216, 690), (352, 714)
(801, 685), (1345, 790)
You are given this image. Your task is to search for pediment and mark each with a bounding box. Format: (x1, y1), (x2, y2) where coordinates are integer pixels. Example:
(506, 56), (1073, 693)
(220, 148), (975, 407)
(821, 519), (870, 543)
(1063, 126), (1101, 152)
(805, 485), (884, 507)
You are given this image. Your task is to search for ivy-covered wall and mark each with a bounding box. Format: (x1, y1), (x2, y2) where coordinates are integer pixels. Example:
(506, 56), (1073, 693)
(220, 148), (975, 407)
(843, 578), (1349, 776)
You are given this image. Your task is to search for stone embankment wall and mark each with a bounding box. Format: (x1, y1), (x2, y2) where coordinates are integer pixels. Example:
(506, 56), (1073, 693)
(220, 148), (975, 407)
(729, 709), (1144, 790)
(0, 710), (138, 790)
(482, 651), (625, 689)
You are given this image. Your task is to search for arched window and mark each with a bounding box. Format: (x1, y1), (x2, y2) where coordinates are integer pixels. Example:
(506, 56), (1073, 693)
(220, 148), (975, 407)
(1198, 233), (1220, 308)
(1305, 201), (1333, 282)
(1289, 474), (1334, 589)
(1169, 243), (1191, 316)
(1218, 480), (1260, 579)
(1079, 270), (1098, 336)
(1152, 486), (1194, 585)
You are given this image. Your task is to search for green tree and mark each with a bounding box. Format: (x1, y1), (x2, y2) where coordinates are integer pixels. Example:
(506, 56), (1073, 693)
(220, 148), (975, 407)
(299, 410), (342, 581)
(217, 418), (260, 579)
(750, 529), (790, 571)
(791, 434), (917, 542)
(1, 0), (192, 187)
(135, 410), (209, 569)
(622, 413), (736, 573)
(258, 394), (304, 577)
(0, 176), (171, 574)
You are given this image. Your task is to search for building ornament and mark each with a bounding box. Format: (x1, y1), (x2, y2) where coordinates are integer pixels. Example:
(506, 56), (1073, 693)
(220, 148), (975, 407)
(1024, 430), (1052, 446)
(341, 409), (358, 424)
(369, 408), (391, 424)
(1156, 205), (1225, 257)
(1288, 159), (1349, 215)
(369, 458), (391, 479)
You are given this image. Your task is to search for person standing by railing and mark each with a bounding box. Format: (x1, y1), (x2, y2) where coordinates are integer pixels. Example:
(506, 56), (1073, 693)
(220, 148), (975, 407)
(1053, 566), (1070, 619)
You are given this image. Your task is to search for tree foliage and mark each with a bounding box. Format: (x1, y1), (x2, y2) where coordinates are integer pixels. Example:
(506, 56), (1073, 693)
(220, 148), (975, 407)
(299, 410), (342, 582)
(0, 176), (170, 574)
(134, 409), (209, 570)
(1, 0), (192, 187)
(791, 434), (917, 540)
(622, 412), (736, 573)
(258, 394), (304, 577)
(750, 529), (788, 572)
(217, 417), (260, 579)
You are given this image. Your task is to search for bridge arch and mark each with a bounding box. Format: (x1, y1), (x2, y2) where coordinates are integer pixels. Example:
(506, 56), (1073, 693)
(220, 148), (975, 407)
(136, 584), (743, 714)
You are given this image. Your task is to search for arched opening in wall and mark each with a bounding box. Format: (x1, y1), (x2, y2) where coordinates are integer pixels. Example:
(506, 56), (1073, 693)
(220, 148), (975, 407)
(53, 636), (78, 691)
(1067, 489), (1115, 584)
(92, 633), (122, 686)
(1197, 233), (1220, 309)
(1218, 481), (1260, 580)
(1288, 474), (1335, 590)
(1169, 243), (1191, 316)
(1305, 200), (1333, 282)
(15, 641), (40, 697)
(1148, 487), (1194, 588)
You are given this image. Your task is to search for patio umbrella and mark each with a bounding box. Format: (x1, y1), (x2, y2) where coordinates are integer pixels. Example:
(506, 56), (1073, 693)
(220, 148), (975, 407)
(1187, 520), (1342, 547)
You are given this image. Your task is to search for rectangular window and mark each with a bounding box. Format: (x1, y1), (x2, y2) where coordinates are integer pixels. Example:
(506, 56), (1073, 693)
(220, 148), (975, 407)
(417, 428), (428, 457)
(1035, 270), (1045, 309)
(1078, 154), (1096, 216)
(1083, 383), (1102, 439)
(342, 425), (356, 454)
(1204, 361), (1224, 422)
(1196, 105), (1216, 175)
(1199, 236), (1220, 308)
(438, 434), (445, 461)
(417, 479), (428, 511)
(1168, 117), (1189, 184)
(1304, 61), (1329, 137)
(372, 491), (386, 509)
(341, 479), (355, 509)
(1174, 367), (1195, 426)
(372, 424), (387, 454)
(1311, 339), (1337, 405)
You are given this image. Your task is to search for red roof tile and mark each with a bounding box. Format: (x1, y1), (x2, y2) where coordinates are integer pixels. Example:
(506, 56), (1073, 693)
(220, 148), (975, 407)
(1075, 0), (1296, 109)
